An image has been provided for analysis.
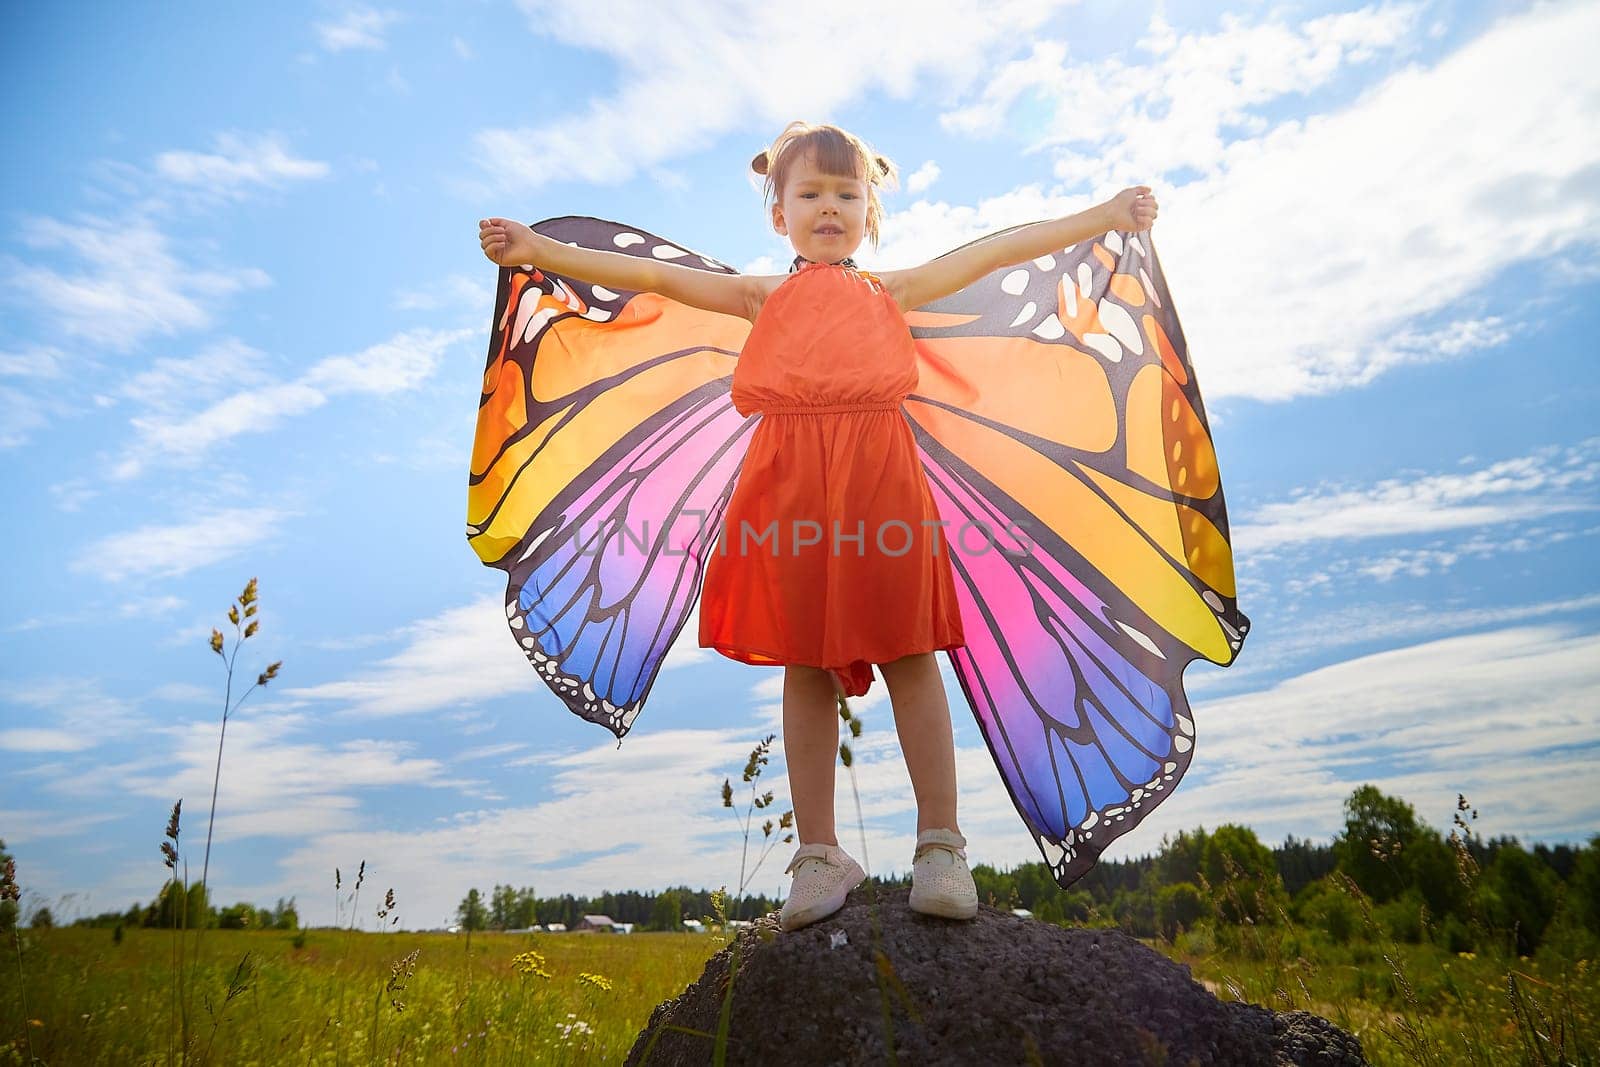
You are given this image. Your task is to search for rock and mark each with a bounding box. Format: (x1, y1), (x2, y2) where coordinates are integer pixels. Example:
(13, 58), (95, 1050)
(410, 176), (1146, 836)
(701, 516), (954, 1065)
(627, 886), (1367, 1066)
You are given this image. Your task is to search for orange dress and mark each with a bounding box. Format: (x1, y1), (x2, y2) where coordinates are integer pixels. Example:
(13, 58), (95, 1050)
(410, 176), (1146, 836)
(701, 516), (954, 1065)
(697, 260), (967, 697)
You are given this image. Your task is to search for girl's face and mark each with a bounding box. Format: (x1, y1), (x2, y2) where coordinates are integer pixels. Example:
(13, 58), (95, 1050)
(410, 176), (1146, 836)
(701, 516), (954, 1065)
(771, 150), (869, 263)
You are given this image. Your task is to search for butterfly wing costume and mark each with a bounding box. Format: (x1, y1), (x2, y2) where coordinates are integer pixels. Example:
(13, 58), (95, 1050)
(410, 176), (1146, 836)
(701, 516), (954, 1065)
(467, 215), (1250, 887)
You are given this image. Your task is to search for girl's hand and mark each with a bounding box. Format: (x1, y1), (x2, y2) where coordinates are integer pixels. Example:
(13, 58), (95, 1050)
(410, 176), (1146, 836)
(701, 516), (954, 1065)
(478, 216), (539, 267)
(1103, 186), (1159, 233)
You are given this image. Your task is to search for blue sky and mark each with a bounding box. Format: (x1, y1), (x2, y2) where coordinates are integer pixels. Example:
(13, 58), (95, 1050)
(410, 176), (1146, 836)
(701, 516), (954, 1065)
(2, 0), (1596, 932)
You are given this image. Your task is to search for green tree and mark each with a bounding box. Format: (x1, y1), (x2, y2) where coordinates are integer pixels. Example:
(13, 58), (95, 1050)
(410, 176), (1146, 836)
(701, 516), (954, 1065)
(651, 890), (683, 931)
(1200, 824), (1285, 924)
(1564, 835), (1600, 937)
(1156, 882), (1207, 941)
(1333, 785), (1468, 921)
(30, 905), (54, 929)
(1152, 828), (1206, 887)
(1476, 842), (1561, 956)
(511, 887), (537, 929)
(489, 883), (519, 931)
(270, 896), (299, 931)
(456, 888), (488, 932)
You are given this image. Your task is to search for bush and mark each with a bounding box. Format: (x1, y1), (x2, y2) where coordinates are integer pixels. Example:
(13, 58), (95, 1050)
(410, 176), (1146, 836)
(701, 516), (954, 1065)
(1174, 920), (1216, 958)
(1375, 889), (1426, 944)
(1475, 843), (1560, 956)
(1156, 882), (1207, 942)
(1433, 912), (1474, 954)
(1295, 878), (1360, 945)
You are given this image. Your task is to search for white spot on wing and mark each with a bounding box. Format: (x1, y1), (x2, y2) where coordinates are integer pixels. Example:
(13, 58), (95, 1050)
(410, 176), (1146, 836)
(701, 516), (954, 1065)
(1008, 301), (1036, 328)
(1114, 618), (1162, 657)
(1098, 298), (1142, 356)
(614, 233), (645, 248)
(1139, 266), (1162, 308)
(517, 305), (558, 345)
(1000, 269), (1029, 295)
(1032, 315), (1065, 340)
(1084, 333), (1122, 362)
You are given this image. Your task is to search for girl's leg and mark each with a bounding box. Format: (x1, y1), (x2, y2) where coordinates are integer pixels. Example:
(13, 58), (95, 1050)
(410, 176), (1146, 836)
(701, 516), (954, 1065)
(878, 651), (962, 836)
(783, 664), (841, 846)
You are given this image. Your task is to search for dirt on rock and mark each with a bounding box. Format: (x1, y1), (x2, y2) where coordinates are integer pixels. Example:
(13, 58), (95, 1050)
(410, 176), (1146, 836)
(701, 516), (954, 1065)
(626, 886), (1368, 1066)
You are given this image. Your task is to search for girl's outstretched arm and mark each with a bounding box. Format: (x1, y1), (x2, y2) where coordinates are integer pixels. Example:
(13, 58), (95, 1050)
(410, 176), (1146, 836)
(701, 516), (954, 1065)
(479, 217), (764, 321)
(879, 186), (1158, 312)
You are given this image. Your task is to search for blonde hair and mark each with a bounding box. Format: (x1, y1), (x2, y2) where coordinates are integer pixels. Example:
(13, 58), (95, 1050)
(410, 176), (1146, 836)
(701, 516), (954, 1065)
(751, 121), (898, 248)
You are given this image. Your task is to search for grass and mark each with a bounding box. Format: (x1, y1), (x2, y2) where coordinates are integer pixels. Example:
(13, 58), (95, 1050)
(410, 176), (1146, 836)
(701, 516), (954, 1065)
(1, 925), (721, 1064)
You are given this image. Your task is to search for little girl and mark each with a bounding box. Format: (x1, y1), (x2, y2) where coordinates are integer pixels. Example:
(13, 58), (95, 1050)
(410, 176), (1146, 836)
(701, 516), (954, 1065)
(479, 121), (1157, 932)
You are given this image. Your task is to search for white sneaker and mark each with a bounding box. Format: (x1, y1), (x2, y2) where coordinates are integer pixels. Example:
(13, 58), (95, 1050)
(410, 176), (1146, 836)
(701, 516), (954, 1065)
(909, 828), (978, 920)
(779, 842), (866, 932)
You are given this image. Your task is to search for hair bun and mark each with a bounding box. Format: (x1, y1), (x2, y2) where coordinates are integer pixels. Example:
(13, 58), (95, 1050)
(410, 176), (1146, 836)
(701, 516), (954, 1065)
(750, 149), (771, 176)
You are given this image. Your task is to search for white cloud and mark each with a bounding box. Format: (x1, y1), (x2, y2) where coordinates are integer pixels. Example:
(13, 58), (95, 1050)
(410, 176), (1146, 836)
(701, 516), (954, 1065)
(5, 213), (272, 354)
(286, 592), (713, 720)
(1234, 438), (1600, 555)
(392, 273), (490, 315)
(313, 8), (405, 52)
(0, 677), (146, 753)
(0, 728), (103, 754)
(0, 384), (50, 449)
(112, 325), (473, 479)
(115, 339), (273, 413)
(30, 708), (464, 846)
(153, 132), (331, 199)
(879, 4), (1600, 404)
(942, 6), (1422, 161)
(462, 0), (1076, 195)
(0, 809), (121, 846)
(872, 182), (1080, 269)
(904, 160), (940, 195)
(69, 505), (295, 581)
(0, 343), (68, 379)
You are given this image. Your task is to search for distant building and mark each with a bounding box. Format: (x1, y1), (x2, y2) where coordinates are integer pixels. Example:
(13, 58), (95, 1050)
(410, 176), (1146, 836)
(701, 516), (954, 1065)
(682, 919), (707, 934)
(613, 921), (635, 934)
(545, 922), (567, 933)
(576, 914), (615, 932)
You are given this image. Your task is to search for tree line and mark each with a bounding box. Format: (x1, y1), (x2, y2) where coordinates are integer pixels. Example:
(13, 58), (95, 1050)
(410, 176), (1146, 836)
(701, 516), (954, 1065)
(11, 785), (1598, 959)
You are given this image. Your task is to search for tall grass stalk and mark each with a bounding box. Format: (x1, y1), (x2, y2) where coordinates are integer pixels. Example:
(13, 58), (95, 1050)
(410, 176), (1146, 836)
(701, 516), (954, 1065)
(192, 578), (280, 974)
(1, 856), (36, 1066)
(719, 734), (794, 921)
(156, 578), (281, 1066)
